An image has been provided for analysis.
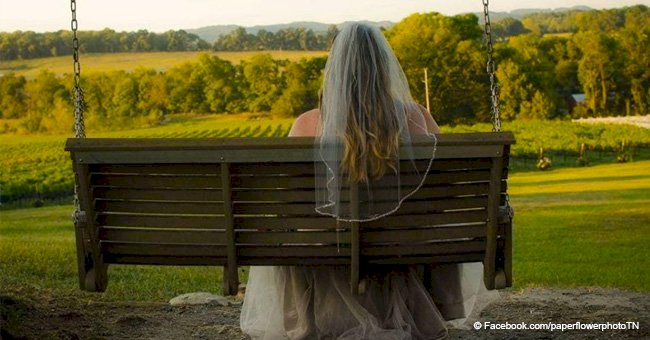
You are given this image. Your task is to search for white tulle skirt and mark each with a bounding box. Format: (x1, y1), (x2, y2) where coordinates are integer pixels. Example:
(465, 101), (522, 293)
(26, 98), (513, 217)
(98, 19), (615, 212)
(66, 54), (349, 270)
(240, 263), (497, 339)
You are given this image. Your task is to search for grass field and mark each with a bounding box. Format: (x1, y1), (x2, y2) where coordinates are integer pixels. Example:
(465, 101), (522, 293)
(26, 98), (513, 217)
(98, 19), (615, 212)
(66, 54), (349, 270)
(1, 161), (648, 302)
(0, 50), (328, 78)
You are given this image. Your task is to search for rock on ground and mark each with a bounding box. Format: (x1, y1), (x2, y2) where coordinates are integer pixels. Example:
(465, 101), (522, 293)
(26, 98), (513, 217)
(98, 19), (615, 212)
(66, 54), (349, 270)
(169, 292), (236, 307)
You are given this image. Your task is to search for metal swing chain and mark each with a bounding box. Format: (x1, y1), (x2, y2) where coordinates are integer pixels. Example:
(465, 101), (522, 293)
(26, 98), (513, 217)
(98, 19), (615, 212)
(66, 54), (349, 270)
(482, 0), (513, 220)
(482, 0), (502, 133)
(71, 0), (86, 139)
(71, 0), (86, 225)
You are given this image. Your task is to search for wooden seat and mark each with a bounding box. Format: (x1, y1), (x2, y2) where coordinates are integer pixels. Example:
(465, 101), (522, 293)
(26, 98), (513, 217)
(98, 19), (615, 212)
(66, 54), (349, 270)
(65, 132), (515, 295)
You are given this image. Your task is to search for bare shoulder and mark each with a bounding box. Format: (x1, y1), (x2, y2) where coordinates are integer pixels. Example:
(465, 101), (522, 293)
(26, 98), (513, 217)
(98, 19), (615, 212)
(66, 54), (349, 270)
(289, 108), (320, 137)
(296, 108), (320, 122)
(405, 102), (440, 134)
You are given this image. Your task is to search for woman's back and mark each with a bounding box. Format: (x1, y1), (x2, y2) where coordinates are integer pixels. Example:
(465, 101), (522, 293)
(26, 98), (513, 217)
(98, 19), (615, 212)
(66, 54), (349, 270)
(288, 104), (440, 138)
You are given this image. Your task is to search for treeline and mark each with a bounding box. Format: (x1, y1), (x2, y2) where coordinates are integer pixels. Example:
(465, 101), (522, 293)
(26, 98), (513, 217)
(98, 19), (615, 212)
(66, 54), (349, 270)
(0, 26), (341, 61)
(213, 26), (338, 51)
(0, 26), (339, 61)
(0, 29), (210, 60)
(0, 54), (325, 133)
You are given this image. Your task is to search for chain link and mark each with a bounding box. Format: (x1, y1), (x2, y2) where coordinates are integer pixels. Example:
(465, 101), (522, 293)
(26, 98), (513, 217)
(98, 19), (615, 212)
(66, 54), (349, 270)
(71, 0), (85, 225)
(71, 0), (85, 139)
(482, 0), (502, 132)
(483, 1), (512, 220)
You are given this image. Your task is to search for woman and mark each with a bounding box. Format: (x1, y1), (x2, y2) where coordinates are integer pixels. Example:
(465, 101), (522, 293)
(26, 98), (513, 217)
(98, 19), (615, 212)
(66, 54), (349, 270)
(240, 22), (490, 339)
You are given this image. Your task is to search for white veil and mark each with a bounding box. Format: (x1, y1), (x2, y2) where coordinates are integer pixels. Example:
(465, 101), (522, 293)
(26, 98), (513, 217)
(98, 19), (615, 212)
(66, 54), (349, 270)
(315, 22), (437, 222)
(241, 23), (498, 340)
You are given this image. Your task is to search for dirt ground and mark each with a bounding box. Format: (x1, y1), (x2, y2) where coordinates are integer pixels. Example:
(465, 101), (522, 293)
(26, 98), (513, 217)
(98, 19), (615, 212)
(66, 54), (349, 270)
(1, 287), (648, 339)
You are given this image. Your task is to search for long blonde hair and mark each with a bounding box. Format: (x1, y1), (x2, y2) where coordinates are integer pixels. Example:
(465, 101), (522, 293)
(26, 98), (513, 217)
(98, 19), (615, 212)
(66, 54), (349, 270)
(316, 23), (436, 221)
(321, 23), (403, 183)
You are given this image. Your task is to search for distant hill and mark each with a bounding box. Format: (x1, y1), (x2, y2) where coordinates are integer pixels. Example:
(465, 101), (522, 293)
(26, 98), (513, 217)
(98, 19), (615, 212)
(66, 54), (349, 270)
(185, 25), (242, 43)
(186, 6), (595, 42)
(186, 20), (395, 43)
(474, 5), (592, 22)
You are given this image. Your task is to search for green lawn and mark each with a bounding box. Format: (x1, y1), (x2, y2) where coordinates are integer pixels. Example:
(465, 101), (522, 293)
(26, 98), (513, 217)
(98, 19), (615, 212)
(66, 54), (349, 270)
(509, 161), (650, 291)
(0, 161), (648, 302)
(0, 50), (328, 78)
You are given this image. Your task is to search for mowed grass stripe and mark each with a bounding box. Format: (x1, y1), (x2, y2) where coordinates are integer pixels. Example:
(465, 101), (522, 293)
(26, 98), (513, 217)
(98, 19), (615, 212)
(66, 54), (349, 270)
(509, 161), (650, 195)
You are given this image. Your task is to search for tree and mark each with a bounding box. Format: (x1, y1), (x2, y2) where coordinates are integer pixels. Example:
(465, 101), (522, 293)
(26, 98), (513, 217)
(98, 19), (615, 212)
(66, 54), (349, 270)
(492, 18), (529, 42)
(386, 12), (488, 124)
(242, 54), (281, 112)
(134, 67), (168, 121)
(197, 54), (242, 113)
(504, 35), (563, 119)
(573, 31), (621, 115)
(520, 90), (556, 120)
(495, 58), (530, 120)
(167, 62), (208, 113)
(257, 30), (275, 50)
(215, 27), (256, 51)
(83, 72), (116, 130)
(271, 57), (325, 117)
(326, 25), (339, 48)
(111, 72), (139, 124)
(539, 36), (580, 103)
(22, 70), (67, 132)
(298, 29), (317, 50)
(0, 74), (27, 119)
(619, 5), (650, 115)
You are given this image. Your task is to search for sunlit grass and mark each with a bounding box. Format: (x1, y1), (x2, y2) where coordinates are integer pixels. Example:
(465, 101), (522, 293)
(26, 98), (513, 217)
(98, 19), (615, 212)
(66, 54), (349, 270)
(509, 161), (650, 195)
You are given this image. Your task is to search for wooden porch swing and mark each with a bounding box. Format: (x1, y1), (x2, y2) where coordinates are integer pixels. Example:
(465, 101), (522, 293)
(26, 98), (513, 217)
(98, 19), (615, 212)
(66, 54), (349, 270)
(64, 0), (515, 296)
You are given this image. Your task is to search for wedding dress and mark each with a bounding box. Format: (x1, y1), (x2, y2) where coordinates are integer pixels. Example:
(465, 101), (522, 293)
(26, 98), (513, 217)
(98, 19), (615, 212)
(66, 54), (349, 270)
(240, 262), (497, 339)
(241, 265), (442, 339)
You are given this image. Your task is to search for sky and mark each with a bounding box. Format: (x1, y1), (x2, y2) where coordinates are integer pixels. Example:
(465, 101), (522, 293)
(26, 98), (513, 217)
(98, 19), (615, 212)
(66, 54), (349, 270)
(1, 0), (649, 33)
